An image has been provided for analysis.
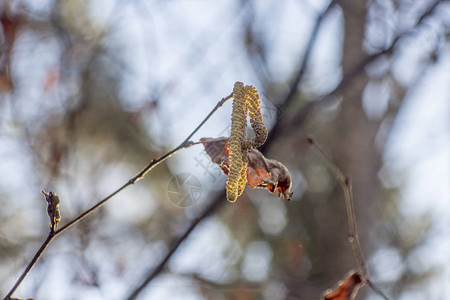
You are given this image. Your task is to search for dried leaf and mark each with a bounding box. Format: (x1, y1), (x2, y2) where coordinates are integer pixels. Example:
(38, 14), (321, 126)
(201, 137), (292, 200)
(323, 271), (362, 300)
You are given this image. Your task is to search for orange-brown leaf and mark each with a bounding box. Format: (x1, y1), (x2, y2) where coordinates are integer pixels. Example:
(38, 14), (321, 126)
(323, 272), (362, 300)
(201, 137), (292, 200)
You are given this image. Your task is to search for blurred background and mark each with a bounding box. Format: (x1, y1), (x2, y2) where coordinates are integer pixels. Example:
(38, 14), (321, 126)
(0, 0), (449, 299)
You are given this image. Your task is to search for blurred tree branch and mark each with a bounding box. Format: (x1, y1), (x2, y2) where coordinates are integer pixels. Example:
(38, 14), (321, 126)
(124, 1), (444, 299)
(3, 94), (232, 300)
(308, 137), (389, 300)
(125, 1), (343, 299)
(269, 0), (445, 141)
(1, 0), (446, 299)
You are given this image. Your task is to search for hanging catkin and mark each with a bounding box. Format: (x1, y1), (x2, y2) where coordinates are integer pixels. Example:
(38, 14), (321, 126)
(245, 85), (267, 148)
(226, 81), (267, 202)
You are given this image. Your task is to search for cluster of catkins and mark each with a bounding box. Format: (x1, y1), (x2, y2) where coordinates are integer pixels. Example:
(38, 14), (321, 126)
(226, 82), (268, 202)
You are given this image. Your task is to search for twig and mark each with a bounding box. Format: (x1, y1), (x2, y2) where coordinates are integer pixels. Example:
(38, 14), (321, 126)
(122, 2), (442, 299)
(125, 192), (225, 300)
(125, 2), (341, 297)
(3, 93), (233, 300)
(123, 0), (339, 300)
(261, 0), (341, 152)
(332, 0), (442, 97)
(282, 0), (341, 109)
(307, 136), (389, 300)
(268, 0), (444, 143)
(307, 137), (364, 269)
(4, 233), (54, 300)
(342, 2), (439, 101)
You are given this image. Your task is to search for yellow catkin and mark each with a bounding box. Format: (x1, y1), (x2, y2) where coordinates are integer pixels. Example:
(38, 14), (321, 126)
(236, 151), (248, 196)
(226, 81), (267, 202)
(245, 85), (267, 148)
(226, 82), (248, 202)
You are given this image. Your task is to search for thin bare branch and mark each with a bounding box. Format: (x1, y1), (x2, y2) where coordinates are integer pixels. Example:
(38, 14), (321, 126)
(282, 0), (341, 109)
(270, 0), (445, 141)
(307, 136), (390, 300)
(123, 5), (342, 299)
(261, 0), (341, 152)
(4, 233), (54, 300)
(4, 1), (440, 299)
(125, 192), (225, 300)
(125, 2), (342, 297)
(3, 93), (233, 300)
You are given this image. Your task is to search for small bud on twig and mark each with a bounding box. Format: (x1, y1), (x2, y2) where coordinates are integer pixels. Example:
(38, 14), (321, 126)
(41, 191), (61, 232)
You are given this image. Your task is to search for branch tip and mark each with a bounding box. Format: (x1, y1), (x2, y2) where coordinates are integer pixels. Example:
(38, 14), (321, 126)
(5, 91), (236, 299)
(344, 177), (351, 186)
(306, 135), (315, 145)
(41, 190), (61, 233)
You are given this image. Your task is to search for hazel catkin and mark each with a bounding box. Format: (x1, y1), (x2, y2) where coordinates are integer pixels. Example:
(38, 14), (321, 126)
(226, 81), (267, 202)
